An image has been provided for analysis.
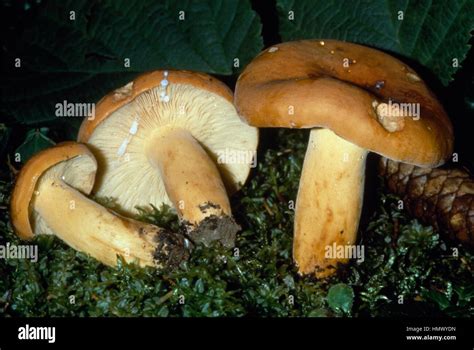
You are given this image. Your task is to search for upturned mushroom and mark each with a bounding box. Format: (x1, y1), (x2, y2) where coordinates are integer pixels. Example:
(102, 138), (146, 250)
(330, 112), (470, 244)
(78, 70), (258, 248)
(235, 40), (453, 277)
(10, 142), (188, 268)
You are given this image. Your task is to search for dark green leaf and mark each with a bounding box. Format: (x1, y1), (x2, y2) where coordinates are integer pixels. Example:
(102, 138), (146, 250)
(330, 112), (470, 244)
(422, 289), (451, 310)
(0, 124), (11, 160)
(1, 0), (263, 124)
(15, 128), (55, 163)
(327, 283), (354, 314)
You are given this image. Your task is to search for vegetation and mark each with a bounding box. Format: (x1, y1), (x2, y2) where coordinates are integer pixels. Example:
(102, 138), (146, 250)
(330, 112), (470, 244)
(1, 130), (472, 317)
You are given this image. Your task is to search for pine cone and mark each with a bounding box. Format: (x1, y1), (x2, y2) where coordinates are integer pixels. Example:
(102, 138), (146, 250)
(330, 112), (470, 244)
(379, 157), (474, 247)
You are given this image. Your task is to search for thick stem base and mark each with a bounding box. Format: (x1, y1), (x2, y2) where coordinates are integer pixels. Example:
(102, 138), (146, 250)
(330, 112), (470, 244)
(146, 127), (238, 247)
(294, 129), (367, 277)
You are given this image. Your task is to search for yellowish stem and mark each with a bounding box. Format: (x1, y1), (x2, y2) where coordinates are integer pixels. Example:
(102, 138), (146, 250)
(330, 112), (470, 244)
(146, 127), (238, 247)
(34, 179), (184, 268)
(294, 128), (367, 278)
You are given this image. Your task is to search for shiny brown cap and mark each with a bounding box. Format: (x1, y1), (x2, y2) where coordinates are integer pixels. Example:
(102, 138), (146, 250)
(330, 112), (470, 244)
(235, 40), (454, 166)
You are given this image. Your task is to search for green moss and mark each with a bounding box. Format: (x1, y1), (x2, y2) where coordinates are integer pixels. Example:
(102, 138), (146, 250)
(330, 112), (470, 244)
(0, 130), (473, 317)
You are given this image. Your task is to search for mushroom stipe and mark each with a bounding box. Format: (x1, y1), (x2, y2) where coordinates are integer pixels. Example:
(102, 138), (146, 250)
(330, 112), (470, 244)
(235, 39), (454, 278)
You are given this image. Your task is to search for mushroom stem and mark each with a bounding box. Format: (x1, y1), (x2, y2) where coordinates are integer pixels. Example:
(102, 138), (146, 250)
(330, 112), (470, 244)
(294, 128), (367, 277)
(146, 127), (239, 247)
(34, 178), (186, 268)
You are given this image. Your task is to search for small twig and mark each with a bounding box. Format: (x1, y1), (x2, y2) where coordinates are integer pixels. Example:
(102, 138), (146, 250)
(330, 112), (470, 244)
(162, 275), (176, 286)
(263, 200), (274, 216)
(156, 290), (174, 306)
(6, 155), (19, 176)
(391, 218), (399, 248)
(2, 290), (12, 313)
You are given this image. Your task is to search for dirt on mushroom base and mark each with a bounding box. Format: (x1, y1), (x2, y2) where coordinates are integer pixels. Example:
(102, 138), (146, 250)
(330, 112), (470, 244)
(152, 228), (190, 270)
(129, 211), (191, 269)
(187, 204), (240, 248)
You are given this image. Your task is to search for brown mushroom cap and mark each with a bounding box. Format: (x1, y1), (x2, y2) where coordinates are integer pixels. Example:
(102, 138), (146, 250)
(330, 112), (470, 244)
(235, 40), (453, 166)
(10, 142), (97, 240)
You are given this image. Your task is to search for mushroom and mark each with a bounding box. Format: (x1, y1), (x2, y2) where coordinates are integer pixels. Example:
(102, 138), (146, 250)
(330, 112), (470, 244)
(77, 70), (258, 248)
(234, 40), (453, 277)
(10, 142), (189, 268)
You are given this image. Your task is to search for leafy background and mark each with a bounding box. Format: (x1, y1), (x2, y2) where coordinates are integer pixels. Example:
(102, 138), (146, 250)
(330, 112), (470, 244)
(0, 0), (473, 317)
(277, 0), (474, 85)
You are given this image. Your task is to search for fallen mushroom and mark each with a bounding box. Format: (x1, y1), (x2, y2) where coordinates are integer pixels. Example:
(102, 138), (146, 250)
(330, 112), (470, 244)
(235, 40), (453, 277)
(78, 70), (258, 248)
(10, 142), (189, 268)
